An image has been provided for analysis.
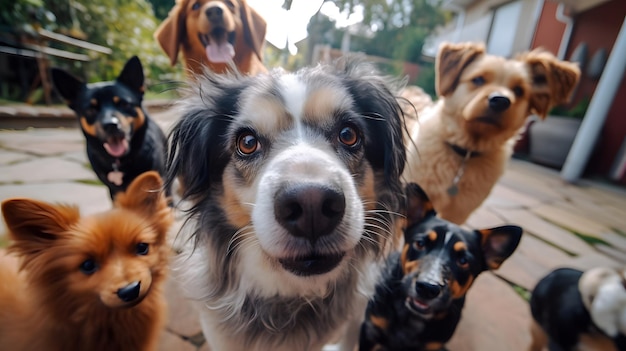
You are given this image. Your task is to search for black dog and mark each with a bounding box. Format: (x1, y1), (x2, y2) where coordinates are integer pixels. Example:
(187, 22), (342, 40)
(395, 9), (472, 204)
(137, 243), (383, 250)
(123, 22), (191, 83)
(51, 56), (168, 200)
(529, 267), (626, 351)
(359, 183), (522, 351)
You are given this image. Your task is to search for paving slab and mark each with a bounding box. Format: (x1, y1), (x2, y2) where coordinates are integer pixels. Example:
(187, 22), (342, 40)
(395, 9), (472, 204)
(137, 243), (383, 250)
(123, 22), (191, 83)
(482, 183), (544, 209)
(495, 234), (572, 290)
(0, 157), (97, 183)
(0, 149), (33, 165)
(531, 203), (615, 240)
(552, 200), (626, 235)
(465, 206), (506, 230)
(163, 272), (204, 338)
(0, 182), (109, 232)
(447, 272), (532, 351)
(491, 207), (595, 256)
(564, 252), (623, 271)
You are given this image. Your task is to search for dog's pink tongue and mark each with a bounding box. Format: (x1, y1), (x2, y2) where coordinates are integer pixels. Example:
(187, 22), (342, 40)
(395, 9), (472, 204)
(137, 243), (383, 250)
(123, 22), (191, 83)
(206, 42), (235, 63)
(104, 139), (128, 157)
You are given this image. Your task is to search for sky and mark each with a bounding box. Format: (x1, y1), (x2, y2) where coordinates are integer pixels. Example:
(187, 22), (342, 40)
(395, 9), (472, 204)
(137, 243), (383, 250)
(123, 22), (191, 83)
(247, 0), (363, 54)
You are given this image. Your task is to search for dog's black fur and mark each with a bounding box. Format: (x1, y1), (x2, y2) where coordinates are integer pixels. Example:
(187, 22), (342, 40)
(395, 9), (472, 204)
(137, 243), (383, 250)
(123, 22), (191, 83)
(51, 56), (167, 200)
(530, 268), (626, 351)
(359, 183), (522, 351)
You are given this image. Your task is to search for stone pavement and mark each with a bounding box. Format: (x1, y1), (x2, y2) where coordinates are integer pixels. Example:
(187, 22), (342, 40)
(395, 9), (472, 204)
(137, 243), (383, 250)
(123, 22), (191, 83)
(1, 109), (625, 351)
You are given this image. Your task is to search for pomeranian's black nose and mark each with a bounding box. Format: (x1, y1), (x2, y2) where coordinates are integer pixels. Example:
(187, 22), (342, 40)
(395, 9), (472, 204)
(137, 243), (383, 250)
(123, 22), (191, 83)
(117, 281), (140, 302)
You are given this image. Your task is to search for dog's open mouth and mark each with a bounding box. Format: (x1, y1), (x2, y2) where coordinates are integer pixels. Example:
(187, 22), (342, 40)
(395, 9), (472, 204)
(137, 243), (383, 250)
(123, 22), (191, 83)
(103, 136), (129, 157)
(405, 296), (433, 316)
(199, 29), (235, 63)
(278, 252), (345, 276)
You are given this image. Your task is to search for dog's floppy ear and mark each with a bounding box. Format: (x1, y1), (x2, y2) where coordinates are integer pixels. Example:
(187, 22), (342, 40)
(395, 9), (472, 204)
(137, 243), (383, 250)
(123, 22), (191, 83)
(518, 49), (581, 119)
(405, 183), (437, 227)
(117, 56), (145, 94)
(50, 68), (86, 107)
(155, 0), (188, 66)
(476, 225), (522, 271)
(436, 42), (485, 97)
(239, 0), (266, 61)
(2, 198), (79, 260)
(240, 0), (267, 62)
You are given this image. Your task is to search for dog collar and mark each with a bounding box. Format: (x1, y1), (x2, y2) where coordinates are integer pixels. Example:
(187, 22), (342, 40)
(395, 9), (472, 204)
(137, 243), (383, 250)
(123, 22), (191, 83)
(448, 143), (481, 158)
(446, 143), (480, 197)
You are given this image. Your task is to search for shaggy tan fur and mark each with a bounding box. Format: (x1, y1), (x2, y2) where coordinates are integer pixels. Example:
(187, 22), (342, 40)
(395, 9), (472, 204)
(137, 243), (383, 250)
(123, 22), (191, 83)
(402, 42), (580, 224)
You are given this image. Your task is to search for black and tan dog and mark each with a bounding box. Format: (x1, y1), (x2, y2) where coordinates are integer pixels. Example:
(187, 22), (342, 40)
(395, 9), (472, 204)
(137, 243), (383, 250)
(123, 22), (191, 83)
(359, 183), (522, 351)
(51, 56), (168, 200)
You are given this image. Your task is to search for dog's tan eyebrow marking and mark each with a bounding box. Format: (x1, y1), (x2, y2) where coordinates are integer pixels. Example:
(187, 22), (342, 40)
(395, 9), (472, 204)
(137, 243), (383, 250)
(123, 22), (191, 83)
(428, 230), (437, 242)
(453, 241), (467, 252)
(90, 99), (98, 106)
(302, 87), (351, 124)
(113, 96), (120, 104)
(240, 94), (291, 134)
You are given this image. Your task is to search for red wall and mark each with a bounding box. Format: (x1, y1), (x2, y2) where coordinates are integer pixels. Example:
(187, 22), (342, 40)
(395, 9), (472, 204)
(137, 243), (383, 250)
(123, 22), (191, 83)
(531, 1), (567, 52)
(532, 1), (626, 184)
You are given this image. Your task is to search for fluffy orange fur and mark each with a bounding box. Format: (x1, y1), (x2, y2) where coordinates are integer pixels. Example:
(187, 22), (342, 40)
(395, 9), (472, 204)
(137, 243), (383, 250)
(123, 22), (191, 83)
(0, 171), (173, 351)
(402, 42), (580, 224)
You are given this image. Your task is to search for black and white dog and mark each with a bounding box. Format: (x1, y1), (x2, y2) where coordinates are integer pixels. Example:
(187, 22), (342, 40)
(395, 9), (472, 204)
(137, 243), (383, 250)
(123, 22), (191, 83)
(166, 58), (406, 350)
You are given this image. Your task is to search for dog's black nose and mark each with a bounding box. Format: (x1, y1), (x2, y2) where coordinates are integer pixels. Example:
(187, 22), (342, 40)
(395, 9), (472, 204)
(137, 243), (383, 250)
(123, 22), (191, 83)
(117, 281), (141, 302)
(488, 93), (511, 113)
(415, 281), (441, 300)
(206, 6), (223, 22)
(274, 184), (346, 242)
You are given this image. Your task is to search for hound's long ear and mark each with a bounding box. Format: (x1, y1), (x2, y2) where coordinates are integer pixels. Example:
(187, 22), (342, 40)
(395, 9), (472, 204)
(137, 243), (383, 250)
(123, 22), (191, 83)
(240, 0), (267, 61)
(155, 0), (188, 66)
(436, 42), (485, 97)
(518, 49), (581, 119)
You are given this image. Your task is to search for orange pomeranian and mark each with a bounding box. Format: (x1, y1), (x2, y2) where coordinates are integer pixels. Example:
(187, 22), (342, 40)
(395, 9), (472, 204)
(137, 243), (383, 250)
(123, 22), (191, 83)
(0, 171), (173, 351)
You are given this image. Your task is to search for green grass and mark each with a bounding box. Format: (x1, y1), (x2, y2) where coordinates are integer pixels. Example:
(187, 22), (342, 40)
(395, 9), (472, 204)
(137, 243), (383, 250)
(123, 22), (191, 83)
(572, 231), (612, 247)
(75, 179), (104, 186)
(512, 284), (532, 302)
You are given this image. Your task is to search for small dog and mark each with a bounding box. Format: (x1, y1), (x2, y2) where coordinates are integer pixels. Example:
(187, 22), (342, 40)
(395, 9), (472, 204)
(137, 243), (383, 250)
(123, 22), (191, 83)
(529, 267), (626, 351)
(359, 183), (522, 351)
(166, 57), (406, 350)
(51, 56), (168, 200)
(155, 0), (267, 76)
(0, 171), (173, 351)
(401, 42), (580, 224)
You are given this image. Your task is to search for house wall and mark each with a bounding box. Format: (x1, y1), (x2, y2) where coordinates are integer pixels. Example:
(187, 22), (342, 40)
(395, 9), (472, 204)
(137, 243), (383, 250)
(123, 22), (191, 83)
(423, 0), (543, 57)
(566, 1), (626, 182)
(531, 1), (567, 52)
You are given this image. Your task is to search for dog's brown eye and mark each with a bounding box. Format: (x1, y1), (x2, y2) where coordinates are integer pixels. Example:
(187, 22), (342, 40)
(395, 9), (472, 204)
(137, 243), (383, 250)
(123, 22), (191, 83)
(414, 238), (426, 250)
(339, 126), (359, 147)
(457, 254), (469, 268)
(79, 259), (98, 275)
(513, 86), (525, 97)
(191, 1), (200, 10)
(237, 132), (260, 155)
(471, 76), (485, 86)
